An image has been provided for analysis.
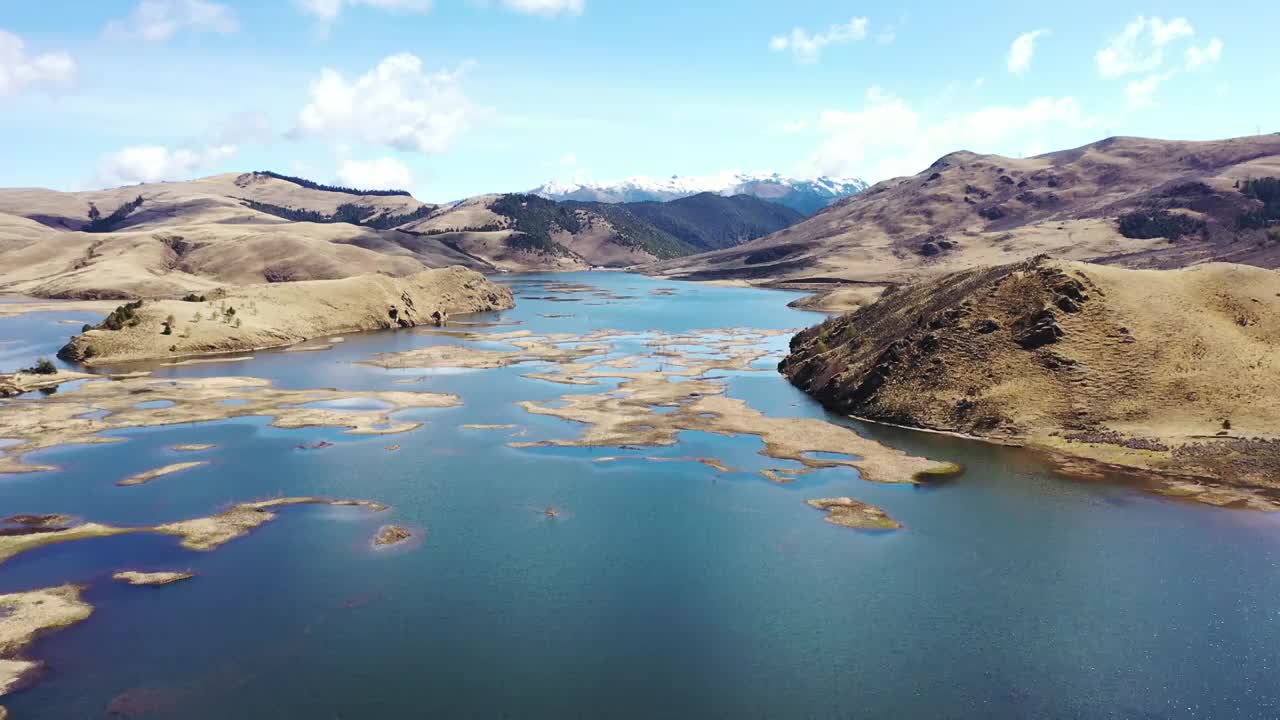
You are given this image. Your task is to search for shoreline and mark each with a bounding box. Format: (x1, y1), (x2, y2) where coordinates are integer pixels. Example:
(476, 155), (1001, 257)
(57, 267), (514, 367)
(843, 412), (1280, 511)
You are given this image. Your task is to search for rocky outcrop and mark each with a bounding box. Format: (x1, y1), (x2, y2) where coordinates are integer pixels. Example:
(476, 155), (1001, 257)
(373, 525), (413, 547)
(806, 497), (900, 529)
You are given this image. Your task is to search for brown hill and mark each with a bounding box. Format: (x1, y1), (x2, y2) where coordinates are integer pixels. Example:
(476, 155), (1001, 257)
(398, 192), (803, 271)
(0, 172), (481, 299)
(0, 175), (802, 298)
(779, 257), (1280, 509)
(651, 134), (1280, 298)
(58, 266), (513, 366)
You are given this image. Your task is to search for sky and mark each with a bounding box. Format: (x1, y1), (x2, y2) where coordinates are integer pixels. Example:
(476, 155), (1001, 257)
(1, 0), (1276, 203)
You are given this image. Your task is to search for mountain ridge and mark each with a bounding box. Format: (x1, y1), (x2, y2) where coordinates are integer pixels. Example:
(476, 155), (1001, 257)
(0, 173), (805, 298)
(649, 134), (1280, 294)
(531, 172), (868, 215)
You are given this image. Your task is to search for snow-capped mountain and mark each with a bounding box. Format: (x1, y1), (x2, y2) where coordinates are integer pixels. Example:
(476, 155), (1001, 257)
(530, 172), (869, 216)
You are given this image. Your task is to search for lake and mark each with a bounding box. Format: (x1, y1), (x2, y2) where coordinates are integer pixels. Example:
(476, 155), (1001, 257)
(2, 272), (1279, 719)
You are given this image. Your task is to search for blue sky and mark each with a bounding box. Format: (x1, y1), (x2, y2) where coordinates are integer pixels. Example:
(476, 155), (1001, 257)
(1, 1), (1275, 202)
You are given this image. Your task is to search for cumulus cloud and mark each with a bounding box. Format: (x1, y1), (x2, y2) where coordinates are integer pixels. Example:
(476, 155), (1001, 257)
(769, 17), (869, 64)
(1185, 38), (1223, 70)
(95, 144), (237, 187)
(1007, 29), (1049, 76)
(808, 88), (1094, 180)
(499, 0), (583, 16)
(335, 156), (413, 190)
(294, 54), (482, 154)
(0, 29), (75, 97)
(1125, 71), (1174, 109)
(1096, 16), (1194, 78)
(214, 111), (275, 145)
(776, 119), (811, 134)
(296, 0), (432, 23)
(104, 0), (238, 42)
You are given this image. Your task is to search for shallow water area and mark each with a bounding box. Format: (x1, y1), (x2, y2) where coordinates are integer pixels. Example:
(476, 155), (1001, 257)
(2, 272), (1280, 719)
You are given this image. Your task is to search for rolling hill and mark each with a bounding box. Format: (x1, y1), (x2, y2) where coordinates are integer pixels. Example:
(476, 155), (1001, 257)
(649, 134), (1280, 298)
(0, 174), (803, 298)
(0, 172), (474, 298)
(396, 192), (804, 271)
(781, 256), (1280, 506)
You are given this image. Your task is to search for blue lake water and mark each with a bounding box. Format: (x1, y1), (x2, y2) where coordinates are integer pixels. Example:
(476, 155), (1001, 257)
(2, 272), (1279, 719)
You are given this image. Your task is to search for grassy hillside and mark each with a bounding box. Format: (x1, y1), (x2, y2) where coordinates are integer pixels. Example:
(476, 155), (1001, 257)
(580, 192), (804, 253)
(406, 192), (805, 268)
(780, 256), (1280, 505)
(651, 134), (1280, 285)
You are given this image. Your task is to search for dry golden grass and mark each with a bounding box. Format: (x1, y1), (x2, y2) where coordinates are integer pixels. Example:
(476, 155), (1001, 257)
(783, 257), (1280, 507)
(59, 266), (513, 365)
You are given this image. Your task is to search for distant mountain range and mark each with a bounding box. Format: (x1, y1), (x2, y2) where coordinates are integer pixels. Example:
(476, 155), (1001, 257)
(651, 134), (1280, 286)
(530, 173), (870, 215)
(398, 191), (804, 272)
(0, 172), (808, 298)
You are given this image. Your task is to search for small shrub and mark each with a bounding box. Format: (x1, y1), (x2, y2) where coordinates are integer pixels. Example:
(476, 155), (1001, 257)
(1117, 210), (1205, 240)
(84, 195), (144, 233)
(181, 293), (207, 303)
(98, 300), (144, 331)
(22, 358), (58, 375)
(978, 205), (1007, 221)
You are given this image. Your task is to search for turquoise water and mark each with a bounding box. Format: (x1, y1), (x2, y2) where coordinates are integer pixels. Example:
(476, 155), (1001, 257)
(2, 273), (1280, 719)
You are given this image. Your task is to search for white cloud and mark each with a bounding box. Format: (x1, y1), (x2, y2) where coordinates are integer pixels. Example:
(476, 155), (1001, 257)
(777, 119), (810, 134)
(296, 0), (432, 23)
(95, 144), (237, 187)
(1124, 71), (1174, 109)
(1096, 16), (1195, 78)
(0, 29), (75, 97)
(294, 54), (483, 154)
(769, 17), (869, 64)
(809, 89), (1094, 180)
(105, 0), (238, 42)
(335, 156), (413, 190)
(215, 111), (275, 145)
(1185, 38), (1223, 70)
(500, 0), (583, 16)
(1007, 29), (1049, 76)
